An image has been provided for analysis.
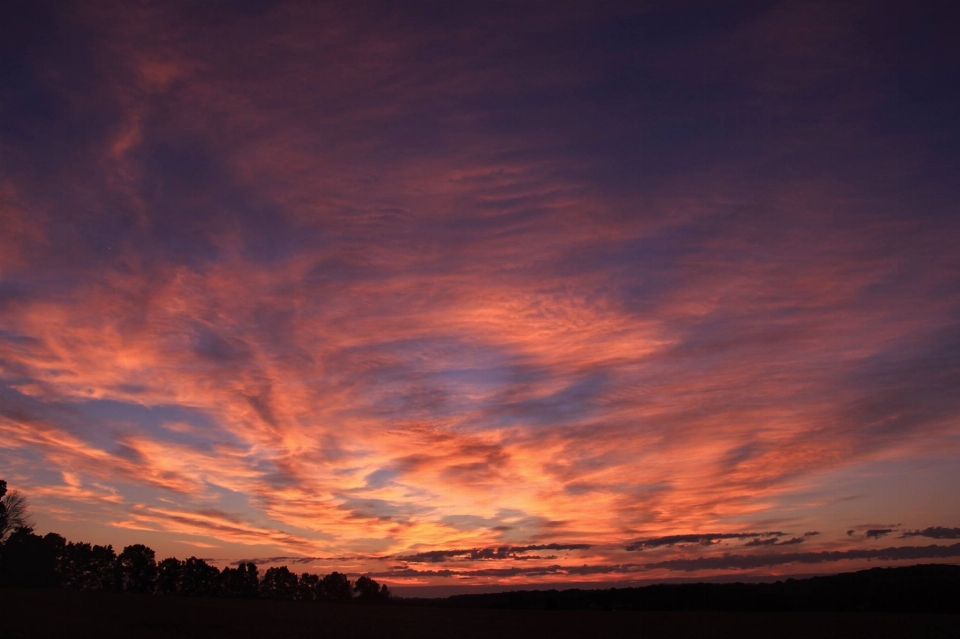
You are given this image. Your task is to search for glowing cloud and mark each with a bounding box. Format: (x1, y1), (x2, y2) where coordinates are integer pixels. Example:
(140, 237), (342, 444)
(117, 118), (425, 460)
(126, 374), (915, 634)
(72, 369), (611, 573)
(1, 0), (958, 588)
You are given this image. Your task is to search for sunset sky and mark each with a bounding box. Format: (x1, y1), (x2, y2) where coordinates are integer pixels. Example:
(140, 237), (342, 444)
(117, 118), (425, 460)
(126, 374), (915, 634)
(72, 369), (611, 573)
(2, 1), (959, 593)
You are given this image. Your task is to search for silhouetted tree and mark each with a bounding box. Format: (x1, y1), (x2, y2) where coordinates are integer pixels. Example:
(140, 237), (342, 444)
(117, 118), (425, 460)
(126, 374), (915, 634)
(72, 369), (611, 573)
(0, 481), (31, 541)
(93, 544), (121, 591)
(180, 557), (221, 597)
(354, 575), (390, 603)
(4, 495), (960, 615)
(0, 480), (6, 535)
(238, 562), (260, 598)
(261, 565), (299, 600)
(43, 532), (66, 578)
(298, 571), (321, 601)
(320, 571), (353, 603)
(156, 557), (183, 596)
(118, 544), (157, 594)
(60, 541), (119, 591)
(0, 527), (62, 587)
(221, 562), (259, 598)
(60, 541), (89, 590)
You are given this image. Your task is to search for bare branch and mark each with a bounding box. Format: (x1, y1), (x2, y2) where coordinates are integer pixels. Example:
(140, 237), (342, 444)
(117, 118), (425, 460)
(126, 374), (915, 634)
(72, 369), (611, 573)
(0, 488), (32, 541)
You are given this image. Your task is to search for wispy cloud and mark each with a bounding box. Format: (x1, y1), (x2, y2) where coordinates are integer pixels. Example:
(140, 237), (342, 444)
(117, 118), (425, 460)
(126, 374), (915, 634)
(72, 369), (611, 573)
(395, 544), (593, 563)
(1, 0), (959, 586)
(901, 527), (960, 540)
(370, 543), (960, 580)
(625, 532), (785, 552)
(866, 529), (896, 540)
(645, 544), (960, 572)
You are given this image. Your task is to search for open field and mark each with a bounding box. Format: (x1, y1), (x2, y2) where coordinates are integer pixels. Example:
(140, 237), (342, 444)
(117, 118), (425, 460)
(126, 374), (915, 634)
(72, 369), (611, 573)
(1, 588), (958, 639)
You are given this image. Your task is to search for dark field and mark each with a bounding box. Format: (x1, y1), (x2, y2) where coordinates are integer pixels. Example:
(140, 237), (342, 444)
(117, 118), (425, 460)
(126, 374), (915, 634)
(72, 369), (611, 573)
(1, 589), (958, 639)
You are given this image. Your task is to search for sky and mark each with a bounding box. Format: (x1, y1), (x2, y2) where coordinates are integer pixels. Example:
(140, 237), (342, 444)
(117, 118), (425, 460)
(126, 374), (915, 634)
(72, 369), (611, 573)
(1, 0), (959, 593)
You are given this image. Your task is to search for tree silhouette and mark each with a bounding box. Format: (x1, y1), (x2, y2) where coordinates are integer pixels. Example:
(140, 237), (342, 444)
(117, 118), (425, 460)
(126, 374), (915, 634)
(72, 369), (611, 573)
(298, 571), (321, 601)
(156, 557), (183, 596)
(61, 541), (116, 591)
(92, 544), (121, 592)
(60, 541), (94, 590)
(321, 571), (353, 603)
(4, 483), (959, 616)
(0, 480), (6, 535)
(261, 565), (299, 600)
(354, 574), (391, 603)
(221, 562), (259, 598)
(0, 481), (31, 542)
(0, 527), (62, 587)
(179, 557), (221, 597)
(118, 544), (158, 594)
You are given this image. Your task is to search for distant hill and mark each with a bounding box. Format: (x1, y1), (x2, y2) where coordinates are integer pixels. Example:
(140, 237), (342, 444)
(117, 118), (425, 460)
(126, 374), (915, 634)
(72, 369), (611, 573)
(400, 564), (960, 614)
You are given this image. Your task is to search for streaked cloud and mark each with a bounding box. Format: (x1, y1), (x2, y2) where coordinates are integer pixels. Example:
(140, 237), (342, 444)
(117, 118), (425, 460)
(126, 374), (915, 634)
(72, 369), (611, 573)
(395, 544), (594, 563)
(866, 529), (896, 540)
(370, 543), (960, 580)
(1, 0), (958, 587)
(645, 543), (960, 573)
(901, 527), (960, 541)
(625, 532), (786, 552)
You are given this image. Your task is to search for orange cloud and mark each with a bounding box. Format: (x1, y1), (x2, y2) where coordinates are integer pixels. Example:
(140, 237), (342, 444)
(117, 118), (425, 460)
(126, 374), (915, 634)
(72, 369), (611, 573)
(2, 0), (959, 586)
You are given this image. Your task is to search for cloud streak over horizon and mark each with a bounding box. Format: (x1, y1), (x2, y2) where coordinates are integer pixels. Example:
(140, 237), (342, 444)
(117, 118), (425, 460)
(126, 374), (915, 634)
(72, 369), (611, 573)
(1, 1), (959, 587)
(367, 543), (960, 580)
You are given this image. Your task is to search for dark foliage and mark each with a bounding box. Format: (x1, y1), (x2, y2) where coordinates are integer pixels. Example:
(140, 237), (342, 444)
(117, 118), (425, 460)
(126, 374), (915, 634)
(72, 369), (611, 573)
(0, 481), (31, 542)
(0, 523), (391, 604)
(156, 557), (183, 596)
(118, 544), (157, 594)
(221, 562), (260, 598)
(355, 574), (391, 603)
(0, 523), (395, 604)
(298, 571), (321, 601)
(261, 565), (299, 600)
(179, 557), (223, 597)
(0, 481), (953, 616)
(0, 528), (63, 588)
(321, 571), (354, 603)
(0, 480), (392, 606)
(62, 541), (120, 591)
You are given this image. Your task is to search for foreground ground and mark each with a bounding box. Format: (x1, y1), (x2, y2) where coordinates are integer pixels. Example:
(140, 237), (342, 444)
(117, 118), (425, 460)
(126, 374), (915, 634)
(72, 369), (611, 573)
(1, 588), (958, 639)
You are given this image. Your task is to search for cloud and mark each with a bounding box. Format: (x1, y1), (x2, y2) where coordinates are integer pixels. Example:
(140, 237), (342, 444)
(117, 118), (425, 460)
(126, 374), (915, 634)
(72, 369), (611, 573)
(645, 543), (960, 572)
(744, 532), (820, 547)
(371, 543), (960, 579)
(1, 0), (959, 581)
(230, 555), (366, 567)
(231, 543), (593, 567)
(395, 543), (593, 563)
(900, 527), (960, 540)
(110, 504), (318, 554)
(370, 564), (634, 580)
(865, 529), (895, 540)
(625, 532), (785, 551)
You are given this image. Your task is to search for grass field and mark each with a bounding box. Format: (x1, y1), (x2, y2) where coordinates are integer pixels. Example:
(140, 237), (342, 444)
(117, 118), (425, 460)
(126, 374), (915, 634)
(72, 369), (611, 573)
(1, 589), (959, 639)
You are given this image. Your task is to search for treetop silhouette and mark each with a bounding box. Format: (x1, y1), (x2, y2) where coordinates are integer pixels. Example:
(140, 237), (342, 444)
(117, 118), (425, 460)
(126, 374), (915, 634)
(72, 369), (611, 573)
(0, 478), (391, 603)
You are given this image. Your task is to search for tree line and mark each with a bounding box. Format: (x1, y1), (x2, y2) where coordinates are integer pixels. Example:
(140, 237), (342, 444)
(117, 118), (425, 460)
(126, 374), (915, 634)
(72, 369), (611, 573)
(0, 481), (389, 603)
